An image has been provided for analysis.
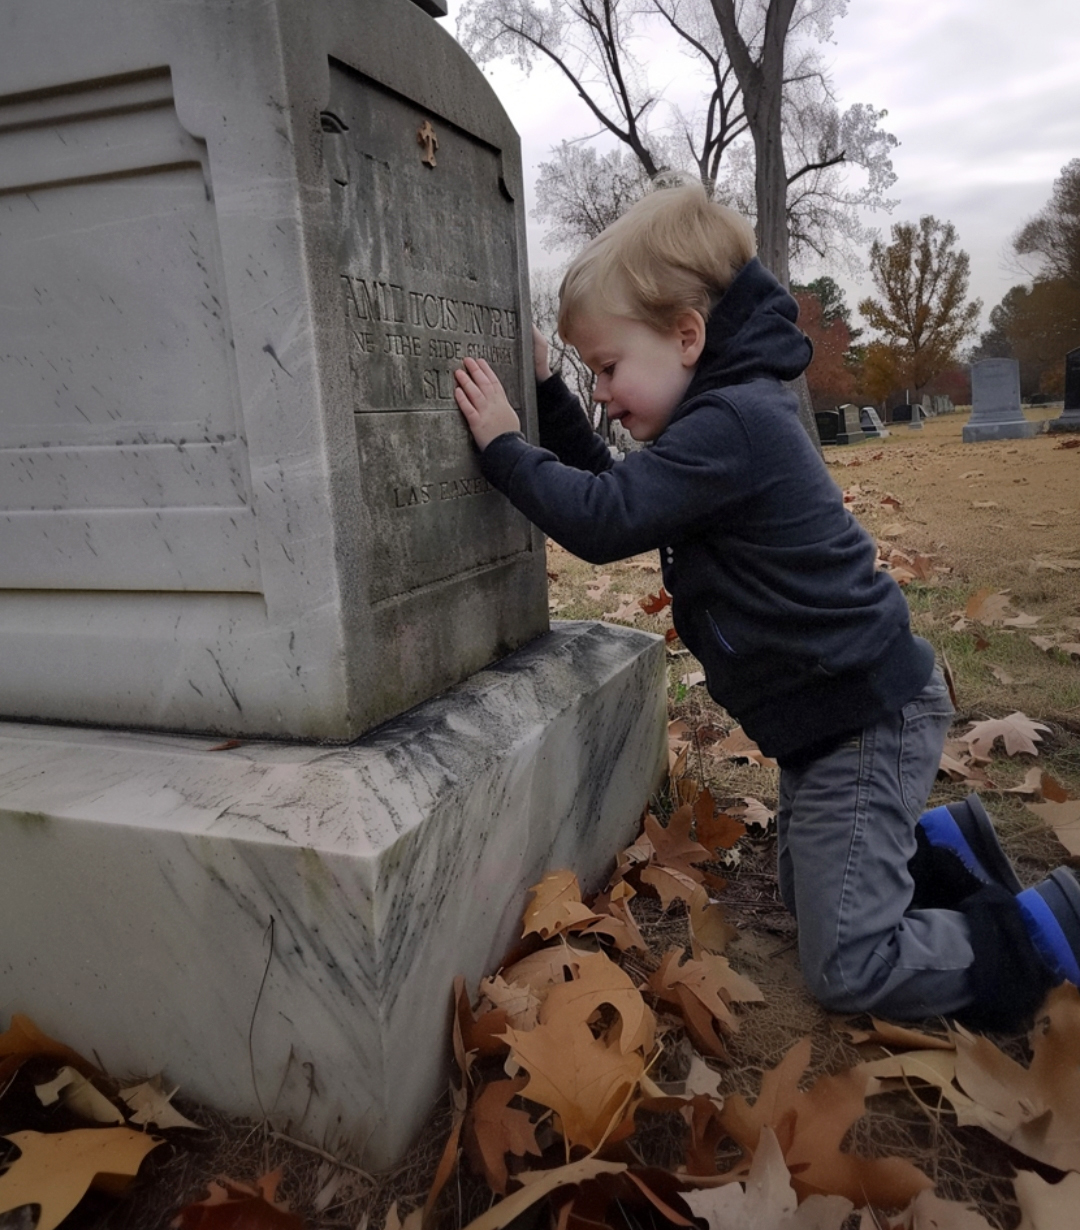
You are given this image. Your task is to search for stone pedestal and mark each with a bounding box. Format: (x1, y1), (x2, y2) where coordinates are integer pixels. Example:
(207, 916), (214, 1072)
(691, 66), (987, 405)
(0, 621), (667, 1170)
(963, 359), (1037, 443)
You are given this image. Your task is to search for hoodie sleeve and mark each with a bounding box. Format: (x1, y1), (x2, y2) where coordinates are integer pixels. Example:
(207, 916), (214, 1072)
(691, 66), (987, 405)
(535, 373), (615, 475)
(479, 396), (755, 565)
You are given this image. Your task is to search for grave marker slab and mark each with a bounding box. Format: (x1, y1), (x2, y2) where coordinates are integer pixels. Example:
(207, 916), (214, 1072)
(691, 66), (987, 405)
(860, 407), (889, 437)
(964, 359), (1036, 443)
(835, 404), (866, 445)
(0, 0), (547, 741)
(1048, 347), (1080, 432)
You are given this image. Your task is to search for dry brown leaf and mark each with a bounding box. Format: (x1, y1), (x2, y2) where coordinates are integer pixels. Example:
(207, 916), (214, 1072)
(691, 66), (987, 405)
(689, 887), (739, 957)
(965, 588), (1011, 623)
(648, 949), (762, 1060)
(1013, 1168), (1080, 1230)
(522, 871), (603, 940)
(585, 882), (650, 953)
(865, 1190), (997, 1230)
(35, 1066), (124, 1125)
(640, 863), (703, 909)
(639, 588), (672, 614)
(463, 1077), (541, 1195)
(961, 711), (1051, 759)
(1002, 612), (1041, 627)
(603, 597), (642, 622)
(455, 976), (511, 1064)
(539, 948), (656, 1056)
(681, 670), (707, 688)
(720, 1037), (932, 1207)
(1030, 635), (1058, 652)
(990, 665), (1015, 684)
(937, 748), (994, 787)
(503, 1014), (644, 1152)
(645, 807), (711, 879)
(844, 1019), (953, 1051)
(500, 943), (587, 1000)
(864, 986), (1080, 1173)
(0, 1015), (99, 1087)
(0, 1128), (161, 1230)
(694, 791), (747, 854)
(714, 727), (778, 768)
(684, 1126), (852, 1229)
(1026, 797), (1080, 854)
(1059, 642), (1080, 659)
(732, 797), (775, 830)
(479, 975), (542, 1031)
(174, 1169), (305, 1230)
(118, 1079), (204, 1131)
(461, 1158), (627, 1230)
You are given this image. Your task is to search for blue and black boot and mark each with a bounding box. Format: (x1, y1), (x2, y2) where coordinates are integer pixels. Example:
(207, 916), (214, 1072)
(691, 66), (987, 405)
(1016, 868), (1080, 987)
(909, 793), (1022, 910)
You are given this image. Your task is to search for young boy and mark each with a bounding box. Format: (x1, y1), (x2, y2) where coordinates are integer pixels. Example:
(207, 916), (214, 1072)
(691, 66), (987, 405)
(453, 184), (1080, 1030)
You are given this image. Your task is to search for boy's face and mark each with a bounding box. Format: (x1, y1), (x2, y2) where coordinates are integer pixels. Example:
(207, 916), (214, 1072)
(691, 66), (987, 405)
(569, 312), (704, 442)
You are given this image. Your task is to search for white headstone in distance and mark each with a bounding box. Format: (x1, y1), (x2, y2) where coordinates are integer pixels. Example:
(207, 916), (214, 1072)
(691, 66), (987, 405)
(964, 358), (1037, 443)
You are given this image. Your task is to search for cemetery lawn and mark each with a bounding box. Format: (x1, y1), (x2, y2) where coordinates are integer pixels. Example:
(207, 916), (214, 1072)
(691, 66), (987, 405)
(19, 406), (1080, 1229)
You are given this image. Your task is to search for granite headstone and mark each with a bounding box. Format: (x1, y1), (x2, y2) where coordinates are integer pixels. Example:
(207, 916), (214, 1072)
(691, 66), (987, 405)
(1047, 347), (1080, 432)
(835, 403), (866, 445)
(860, 406), (888, 437)
(815, 410), (839, 444)
(964, 358), (1037, 442)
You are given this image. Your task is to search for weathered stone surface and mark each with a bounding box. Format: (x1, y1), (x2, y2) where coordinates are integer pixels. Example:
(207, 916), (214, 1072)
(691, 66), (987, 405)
(0, 621), (667, 1168)
(964, 358), (1037, 443)
(835, 404), (866, 445)
(0, 0), (547, 740)
(860, 406), (888, 437)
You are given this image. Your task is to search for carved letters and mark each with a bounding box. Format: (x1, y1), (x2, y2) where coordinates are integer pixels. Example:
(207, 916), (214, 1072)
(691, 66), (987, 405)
(340, 272), (519, 405)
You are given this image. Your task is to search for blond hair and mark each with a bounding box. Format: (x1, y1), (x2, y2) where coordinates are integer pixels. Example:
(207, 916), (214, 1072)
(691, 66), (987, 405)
(557, 182), (757, 340)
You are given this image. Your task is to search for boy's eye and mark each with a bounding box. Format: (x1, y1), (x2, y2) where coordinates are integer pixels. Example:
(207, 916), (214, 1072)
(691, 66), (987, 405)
(601, 364), (615, 376)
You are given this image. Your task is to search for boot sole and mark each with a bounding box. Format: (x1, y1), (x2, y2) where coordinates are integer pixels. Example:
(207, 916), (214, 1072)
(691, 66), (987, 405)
(947, 795), (1023, 894)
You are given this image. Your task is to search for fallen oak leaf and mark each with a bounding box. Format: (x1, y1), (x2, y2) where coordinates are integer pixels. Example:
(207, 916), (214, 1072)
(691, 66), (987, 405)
(0, 1128), (161, 1230)
(460, 1158), (627, 1230)
(719, 1037), (932, 1207)
(502, 1015), (644, 1152)
(684, 1125), (852, 1229)
(713, 727), (777, 769)
(173, 1169), (304, 1230)
(455, 976), (510, 1066)
(1024, 796), (1080, 857)
(965, 588), (1012, 623)
(35, 1066), (124, 1125)
(0, 1015), (99, 1088)
(583, 882), (649, 953)
(1013, 1168), (1080, 1230)
(640, 863), (702, 909)
(500, 942), (588, 1001)
(960, 712), (1051, 760)
(522, 871), (603, 940)
(644, 807), (711, 880)
(689, 887), (739, 957)
(478, 975), (541, 1031)
(463, 1077), (541, 1196)
(119, 1079), (204, 1131)
(639, 588), (671, 615)
(731, 797), (775, 830)
(538, 948), (656, 1056)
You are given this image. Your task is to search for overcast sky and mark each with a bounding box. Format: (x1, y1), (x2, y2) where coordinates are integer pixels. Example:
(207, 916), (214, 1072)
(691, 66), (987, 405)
(449, 0), (1080, 333)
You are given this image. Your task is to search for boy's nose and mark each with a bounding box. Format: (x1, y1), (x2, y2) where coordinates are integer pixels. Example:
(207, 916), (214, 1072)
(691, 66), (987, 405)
(593, 376), (610, 404)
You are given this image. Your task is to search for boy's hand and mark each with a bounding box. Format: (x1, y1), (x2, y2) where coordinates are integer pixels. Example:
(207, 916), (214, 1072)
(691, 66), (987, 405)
(532, 324), (553, 382)
(454, 357), (521, 450)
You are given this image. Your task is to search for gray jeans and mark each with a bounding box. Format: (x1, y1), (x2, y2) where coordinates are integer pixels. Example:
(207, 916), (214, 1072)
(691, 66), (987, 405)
(777, 666), (974, 1019)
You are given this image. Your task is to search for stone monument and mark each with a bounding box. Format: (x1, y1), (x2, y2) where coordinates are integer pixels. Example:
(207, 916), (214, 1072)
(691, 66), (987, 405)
(1047, 347), (1080, 432)
(834, 404), (866, 445)
(860, 406), (888, 438)
(964, 359), (1037, 443)
(0, 0), (668, 1168)
(0, 0), (548, 741)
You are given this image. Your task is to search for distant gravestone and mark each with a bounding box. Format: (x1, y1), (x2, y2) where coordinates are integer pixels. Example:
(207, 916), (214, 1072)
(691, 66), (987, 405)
(835, 404), (866, 445)
(964, 359), (1037, 442)
(1048, 347), (1080, 432)
(860, 406), (888, 437)
(815, 410), (839, 444)
(891, 403), (916, 422)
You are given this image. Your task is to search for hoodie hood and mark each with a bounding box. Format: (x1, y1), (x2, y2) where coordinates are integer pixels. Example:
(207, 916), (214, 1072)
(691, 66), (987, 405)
(679, 257), (812, 409)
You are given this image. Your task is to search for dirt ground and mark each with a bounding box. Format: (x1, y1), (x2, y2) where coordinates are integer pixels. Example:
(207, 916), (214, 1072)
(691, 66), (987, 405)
(23, 406), (1080, 1228)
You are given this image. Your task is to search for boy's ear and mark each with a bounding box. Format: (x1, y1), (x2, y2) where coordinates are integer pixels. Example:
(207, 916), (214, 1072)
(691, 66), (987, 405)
(675, 310), (707, 367)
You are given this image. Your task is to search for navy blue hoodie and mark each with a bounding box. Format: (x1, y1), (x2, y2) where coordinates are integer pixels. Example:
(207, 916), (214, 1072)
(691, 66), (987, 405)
(480, 258), (934, 764)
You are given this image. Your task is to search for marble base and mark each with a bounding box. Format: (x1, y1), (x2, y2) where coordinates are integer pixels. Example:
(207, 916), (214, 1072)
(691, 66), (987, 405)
(962, 418), (1037, 443)
(0, 621), (667, 1170)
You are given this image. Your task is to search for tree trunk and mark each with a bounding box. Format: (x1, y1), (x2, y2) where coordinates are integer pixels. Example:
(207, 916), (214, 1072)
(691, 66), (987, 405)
(710, 0), (821, 453)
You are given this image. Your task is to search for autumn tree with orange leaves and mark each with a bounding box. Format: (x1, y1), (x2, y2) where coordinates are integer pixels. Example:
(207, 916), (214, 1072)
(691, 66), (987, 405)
(858, 215), (981, 397)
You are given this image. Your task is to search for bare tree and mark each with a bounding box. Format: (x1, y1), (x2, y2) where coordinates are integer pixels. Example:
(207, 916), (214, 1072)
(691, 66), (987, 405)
(1012, 158), (1080, 289)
